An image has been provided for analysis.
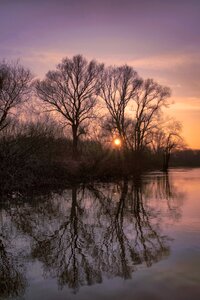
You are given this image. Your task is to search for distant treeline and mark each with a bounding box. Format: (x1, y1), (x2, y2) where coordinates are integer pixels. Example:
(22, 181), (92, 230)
(0, 55), (193, 194)
(171, 150), (200, 167)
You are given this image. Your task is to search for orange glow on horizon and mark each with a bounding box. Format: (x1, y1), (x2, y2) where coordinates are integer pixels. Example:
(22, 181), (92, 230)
(168, 105), (200, 149)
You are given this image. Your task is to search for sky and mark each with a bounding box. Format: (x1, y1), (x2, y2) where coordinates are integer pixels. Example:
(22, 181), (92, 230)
(0, 0), (200, 148)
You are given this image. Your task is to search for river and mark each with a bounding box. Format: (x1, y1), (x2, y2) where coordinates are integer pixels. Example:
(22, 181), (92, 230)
(0, 168), (199, 300)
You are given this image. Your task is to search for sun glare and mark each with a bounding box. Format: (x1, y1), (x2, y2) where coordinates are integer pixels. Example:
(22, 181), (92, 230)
(114, 138), (121, 146)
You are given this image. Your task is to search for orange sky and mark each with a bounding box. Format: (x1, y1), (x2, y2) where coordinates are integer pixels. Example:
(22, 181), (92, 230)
(169, 108), (200, 149)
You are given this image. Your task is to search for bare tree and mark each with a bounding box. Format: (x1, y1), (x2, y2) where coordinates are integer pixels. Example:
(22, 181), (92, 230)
(35, 55), (104, 158)
(100, 65), (141, 148)
(133, 79), (171, 153)
(151, 119), (185, 171)
(0, 61), (32, 132)
(163, 121), (185, 171)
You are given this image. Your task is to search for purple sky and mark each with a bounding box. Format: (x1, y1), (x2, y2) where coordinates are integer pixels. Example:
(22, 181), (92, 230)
(0, 0), (200, 147)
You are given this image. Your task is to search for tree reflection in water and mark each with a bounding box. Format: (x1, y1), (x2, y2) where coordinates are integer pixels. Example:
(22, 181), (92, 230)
(0, 210), (26, 298)
(1, 172), (185, 296)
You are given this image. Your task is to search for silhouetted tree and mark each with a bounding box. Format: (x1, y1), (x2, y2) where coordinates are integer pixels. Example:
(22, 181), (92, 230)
(35, 55), (104, 158)
(100, 65), (141, 148)
(163, 121), (185, 171)
(151, 119), (185, 171)
(133, 79), (171, 153)
(0, 61), (32, 131)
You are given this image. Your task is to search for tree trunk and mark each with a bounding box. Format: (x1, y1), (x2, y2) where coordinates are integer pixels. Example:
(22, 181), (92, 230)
(72, 125), (78, 159)
(163, 151), (170, 172)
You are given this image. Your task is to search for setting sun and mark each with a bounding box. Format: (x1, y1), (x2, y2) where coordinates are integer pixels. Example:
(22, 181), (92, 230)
(114, 138), (121, 146)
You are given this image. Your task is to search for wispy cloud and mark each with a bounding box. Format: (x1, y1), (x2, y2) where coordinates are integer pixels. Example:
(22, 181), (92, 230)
(129, 52), (200, 71)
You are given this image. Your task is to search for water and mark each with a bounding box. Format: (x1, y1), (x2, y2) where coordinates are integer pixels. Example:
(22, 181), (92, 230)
(0, 168), (200, 300)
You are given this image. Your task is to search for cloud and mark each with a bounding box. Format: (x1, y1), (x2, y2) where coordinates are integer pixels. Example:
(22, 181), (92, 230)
(128, 52), (200, 71)
(15, 49), (74, 77)
(172, 102), (200, 111)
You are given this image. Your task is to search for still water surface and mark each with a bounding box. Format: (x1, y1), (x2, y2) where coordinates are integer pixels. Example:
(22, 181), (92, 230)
(0, 168), (200, 300)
